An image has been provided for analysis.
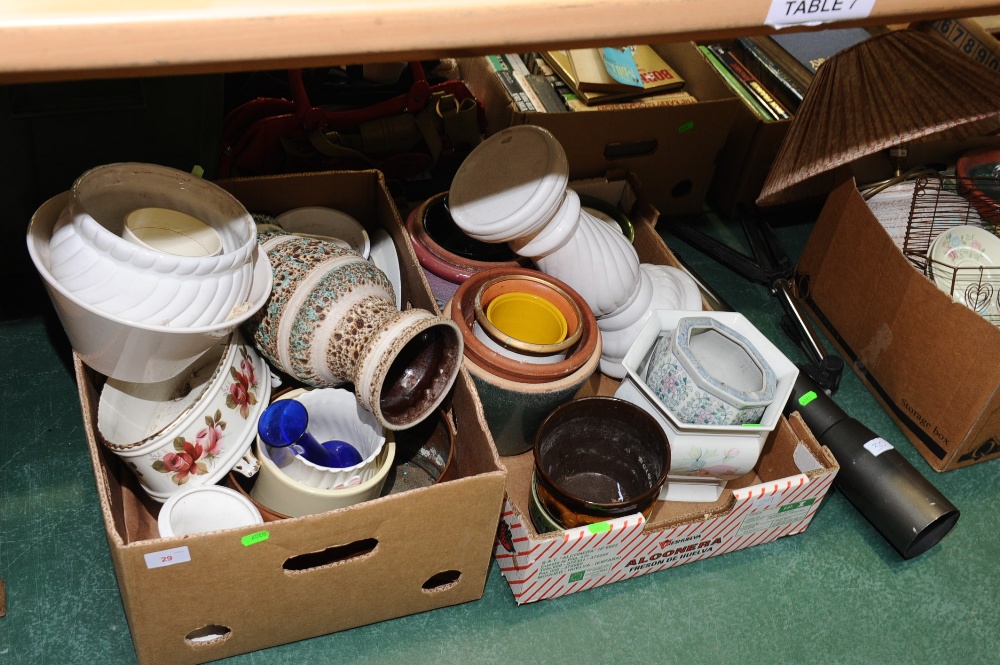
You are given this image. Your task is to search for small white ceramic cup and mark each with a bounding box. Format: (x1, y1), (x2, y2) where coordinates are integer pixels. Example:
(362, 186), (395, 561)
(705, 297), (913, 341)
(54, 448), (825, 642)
(123, 207), (223, 257)
(157, 484), (264, 538)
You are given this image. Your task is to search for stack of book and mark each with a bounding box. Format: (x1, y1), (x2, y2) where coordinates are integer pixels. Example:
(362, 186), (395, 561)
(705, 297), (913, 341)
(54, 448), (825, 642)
(483, 46), (698, 113)
(701, 27), (886, 121)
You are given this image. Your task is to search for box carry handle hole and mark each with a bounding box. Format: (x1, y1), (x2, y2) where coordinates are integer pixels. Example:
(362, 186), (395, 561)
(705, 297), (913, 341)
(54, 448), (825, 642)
(603, 140), (658, 161)
(283, 537), (378, 572)
(671, 179), (693, 199)
(184, 624), (232, 647)
(422, 569), (461, 592)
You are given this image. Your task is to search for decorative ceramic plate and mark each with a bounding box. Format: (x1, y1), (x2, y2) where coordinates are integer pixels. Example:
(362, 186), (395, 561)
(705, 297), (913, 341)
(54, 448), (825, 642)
(927, 225), (1000, 316)
(368, 228), (403, 309)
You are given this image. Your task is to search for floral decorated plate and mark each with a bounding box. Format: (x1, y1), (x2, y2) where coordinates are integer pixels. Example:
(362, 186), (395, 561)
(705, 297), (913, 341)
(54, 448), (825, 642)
(927, 225), (1000, 317)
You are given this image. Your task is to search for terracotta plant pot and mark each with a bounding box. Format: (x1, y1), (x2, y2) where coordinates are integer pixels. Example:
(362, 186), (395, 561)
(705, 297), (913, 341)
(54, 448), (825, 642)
(247, 227), (463, 430)
(447, 267), (599, 384)
(406, 191), (529, 305)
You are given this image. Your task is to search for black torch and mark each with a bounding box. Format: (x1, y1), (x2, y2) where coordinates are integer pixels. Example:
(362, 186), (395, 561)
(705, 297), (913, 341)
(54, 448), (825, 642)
(786, 372), (960, 559)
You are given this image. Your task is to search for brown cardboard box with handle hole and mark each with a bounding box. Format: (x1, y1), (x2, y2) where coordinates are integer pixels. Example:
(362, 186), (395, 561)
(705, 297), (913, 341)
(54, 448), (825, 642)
(74, 170), (506, 665)
(796, 139), (1000, 470)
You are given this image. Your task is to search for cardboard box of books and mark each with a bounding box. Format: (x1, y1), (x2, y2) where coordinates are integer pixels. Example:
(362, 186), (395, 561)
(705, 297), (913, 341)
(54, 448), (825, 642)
(459, 42), (740, 217)
(491, 176), (838, 603)
(796, 138), (1000, 472)
(697, 39), (795, 218)
(74, 170), (507, 665)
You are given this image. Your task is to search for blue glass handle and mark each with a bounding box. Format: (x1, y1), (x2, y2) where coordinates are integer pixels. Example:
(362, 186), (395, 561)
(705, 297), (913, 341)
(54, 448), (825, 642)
(257, 399), (358, 468)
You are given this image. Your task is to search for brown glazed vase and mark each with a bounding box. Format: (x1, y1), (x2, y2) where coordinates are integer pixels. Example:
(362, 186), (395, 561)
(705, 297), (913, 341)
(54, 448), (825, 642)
(245, 226), (463, 430)
(533, 396), (670, 528)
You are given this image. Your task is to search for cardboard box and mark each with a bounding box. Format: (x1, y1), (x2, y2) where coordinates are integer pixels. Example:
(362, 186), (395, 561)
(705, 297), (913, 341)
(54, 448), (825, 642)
(796, 169), (1000, 471)
(459, 43), (740, 217)
(76, 170), (507, 665)
(496, 412), (835, 603)
(491, 188), (838, 603)
(697, 41), (792, 219)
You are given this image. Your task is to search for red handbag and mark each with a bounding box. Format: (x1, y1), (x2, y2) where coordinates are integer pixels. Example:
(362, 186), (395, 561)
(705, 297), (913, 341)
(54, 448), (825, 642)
(220, 62), (486, 179)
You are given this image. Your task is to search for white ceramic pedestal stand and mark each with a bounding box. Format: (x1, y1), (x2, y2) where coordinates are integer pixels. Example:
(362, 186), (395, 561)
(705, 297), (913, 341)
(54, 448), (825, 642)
(448, 125), (701, 378)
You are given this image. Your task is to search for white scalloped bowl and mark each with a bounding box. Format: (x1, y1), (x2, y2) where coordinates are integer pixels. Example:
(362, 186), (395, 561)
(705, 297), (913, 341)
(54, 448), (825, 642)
(261, 388), (388, 490)
(45, 163), (258, 328)
(28, 192), (273, 383)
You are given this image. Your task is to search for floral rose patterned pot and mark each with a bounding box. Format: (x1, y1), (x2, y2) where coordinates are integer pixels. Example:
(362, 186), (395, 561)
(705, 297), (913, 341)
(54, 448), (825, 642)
(97, 331), (272, 503)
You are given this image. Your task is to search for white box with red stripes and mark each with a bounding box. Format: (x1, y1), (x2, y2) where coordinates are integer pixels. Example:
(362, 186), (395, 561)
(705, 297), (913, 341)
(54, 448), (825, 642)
(494, 412), (838, 604)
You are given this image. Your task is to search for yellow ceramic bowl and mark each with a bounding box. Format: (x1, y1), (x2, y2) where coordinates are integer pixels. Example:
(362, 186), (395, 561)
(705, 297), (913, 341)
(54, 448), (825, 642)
(486, 291), (568, 345)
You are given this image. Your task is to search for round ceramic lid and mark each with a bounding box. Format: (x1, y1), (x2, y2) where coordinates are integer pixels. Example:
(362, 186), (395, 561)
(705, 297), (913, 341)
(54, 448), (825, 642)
(448, 126), (569, 240)
(158, 484), (263, 538)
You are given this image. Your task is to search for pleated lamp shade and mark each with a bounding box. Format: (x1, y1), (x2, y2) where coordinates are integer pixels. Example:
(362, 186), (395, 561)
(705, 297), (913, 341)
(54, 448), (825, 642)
(757, 29), (1000, 208)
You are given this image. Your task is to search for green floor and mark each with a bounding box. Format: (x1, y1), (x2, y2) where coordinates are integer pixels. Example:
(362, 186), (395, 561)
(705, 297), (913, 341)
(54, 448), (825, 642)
(3, 214), (1000, 665)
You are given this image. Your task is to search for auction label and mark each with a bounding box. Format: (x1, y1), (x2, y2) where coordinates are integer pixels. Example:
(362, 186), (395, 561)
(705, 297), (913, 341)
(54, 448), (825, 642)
(766, 0), (876, 27)
(144, 546), (191, 569)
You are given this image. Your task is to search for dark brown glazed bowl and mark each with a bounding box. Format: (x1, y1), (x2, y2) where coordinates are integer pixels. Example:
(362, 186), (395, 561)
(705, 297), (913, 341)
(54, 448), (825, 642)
(533, 396), (670, 528)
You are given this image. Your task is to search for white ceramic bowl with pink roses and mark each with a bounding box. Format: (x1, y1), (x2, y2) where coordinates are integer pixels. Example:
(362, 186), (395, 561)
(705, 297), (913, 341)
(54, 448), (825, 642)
(97, 330), (272, 502)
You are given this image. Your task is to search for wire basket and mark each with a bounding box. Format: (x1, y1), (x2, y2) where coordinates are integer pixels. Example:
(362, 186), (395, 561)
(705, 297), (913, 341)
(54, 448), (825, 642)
(902, 174), (1000, 326)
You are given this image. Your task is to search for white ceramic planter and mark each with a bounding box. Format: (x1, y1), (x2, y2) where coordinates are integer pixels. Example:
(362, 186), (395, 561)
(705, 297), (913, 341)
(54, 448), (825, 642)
(263, 388), (388, 490)
(615, 310), (798, 500)
(645, 316), (777, 426)
(97, 331), (272, 502)
(28, 192), (273, 383)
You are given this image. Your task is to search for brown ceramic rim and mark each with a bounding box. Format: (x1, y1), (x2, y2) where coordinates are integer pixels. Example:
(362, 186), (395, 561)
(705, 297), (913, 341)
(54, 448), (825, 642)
(472, 274), (583, 354)
(446, 267), (599, 384)
(406, 192), (526, 280)
(532, 396), (670, 522)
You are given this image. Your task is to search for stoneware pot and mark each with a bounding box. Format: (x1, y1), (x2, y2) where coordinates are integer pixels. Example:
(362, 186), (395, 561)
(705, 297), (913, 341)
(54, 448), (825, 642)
(97, 331), (272, 502)
(28, 192), (273, 383)
(406, 191), (528, 306)
(533, 396), (670, 529)
(645, 316), (777, 426)
(445, 267), (602, 456)
(123, 207), (224, 257)
(447, 267), (598, 384)
(248, 227), (463, 430)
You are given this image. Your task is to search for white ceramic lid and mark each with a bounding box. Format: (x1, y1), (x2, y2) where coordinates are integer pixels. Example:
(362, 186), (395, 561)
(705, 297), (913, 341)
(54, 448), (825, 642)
(448, 126), (569, 242)
(157, 484), (263, 538)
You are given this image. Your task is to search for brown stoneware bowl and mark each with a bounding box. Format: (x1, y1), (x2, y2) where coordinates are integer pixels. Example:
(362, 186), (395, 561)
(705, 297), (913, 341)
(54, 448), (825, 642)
(533, 396), (670, 528)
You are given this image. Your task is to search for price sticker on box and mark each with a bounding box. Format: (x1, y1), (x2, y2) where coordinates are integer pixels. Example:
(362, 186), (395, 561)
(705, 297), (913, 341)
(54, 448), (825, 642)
(144, 546), (191, 570)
